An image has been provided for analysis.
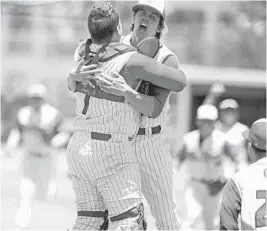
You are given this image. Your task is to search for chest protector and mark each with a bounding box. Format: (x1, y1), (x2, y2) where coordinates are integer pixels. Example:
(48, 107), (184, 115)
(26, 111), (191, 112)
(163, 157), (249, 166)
(75, 39), (135, 104)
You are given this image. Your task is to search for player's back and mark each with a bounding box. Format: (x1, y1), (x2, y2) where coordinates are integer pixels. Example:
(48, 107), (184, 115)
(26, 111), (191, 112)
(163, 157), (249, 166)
(233, 157), (267, 230)
(74, 50), (140, 137)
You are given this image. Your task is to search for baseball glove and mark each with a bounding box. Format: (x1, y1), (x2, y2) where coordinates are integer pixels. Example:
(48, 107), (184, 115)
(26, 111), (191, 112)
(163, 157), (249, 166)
(206, 178), (227, 196)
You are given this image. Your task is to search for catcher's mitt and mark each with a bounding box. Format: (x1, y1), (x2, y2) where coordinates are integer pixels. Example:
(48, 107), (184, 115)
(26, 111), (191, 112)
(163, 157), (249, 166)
(206, 178), (227, 196)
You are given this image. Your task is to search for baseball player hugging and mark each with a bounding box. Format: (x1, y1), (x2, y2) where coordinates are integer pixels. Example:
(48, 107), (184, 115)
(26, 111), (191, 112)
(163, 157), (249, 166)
(66, 2), (186, 230)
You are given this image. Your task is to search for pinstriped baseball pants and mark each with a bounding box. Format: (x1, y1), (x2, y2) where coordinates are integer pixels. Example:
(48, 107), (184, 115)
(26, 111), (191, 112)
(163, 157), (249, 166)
(134, 132), (181, 230)
(66, 131), (143, 230)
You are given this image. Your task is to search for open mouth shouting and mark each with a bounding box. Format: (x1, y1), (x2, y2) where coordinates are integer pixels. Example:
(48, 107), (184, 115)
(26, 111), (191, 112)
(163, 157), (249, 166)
(139, 22), (147, 32)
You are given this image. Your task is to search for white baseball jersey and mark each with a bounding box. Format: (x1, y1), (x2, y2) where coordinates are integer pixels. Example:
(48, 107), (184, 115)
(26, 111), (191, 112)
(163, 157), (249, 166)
(15, 103), (61, 228)
(220, 157), (267, 230)
(182, 129), (235, 181)
(180, 129), (235, 230)
(67, 43), (143, 230)
(73, 46), (140, 137)
(122, 34), (178, 129)
(217, 121), (249, 170)
(17, 104), (61, 154)
(121, 34), (181, 230)
(217, 121), (248, 145)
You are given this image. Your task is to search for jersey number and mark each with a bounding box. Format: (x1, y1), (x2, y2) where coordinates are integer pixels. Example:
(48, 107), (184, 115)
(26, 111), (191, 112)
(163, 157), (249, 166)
(255, 190), (267, 228)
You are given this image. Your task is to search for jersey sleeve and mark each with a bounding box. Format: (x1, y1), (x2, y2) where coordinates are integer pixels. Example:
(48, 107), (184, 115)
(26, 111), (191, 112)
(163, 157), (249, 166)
(122, 52), (186, 92)
(220, 178), (241, 230)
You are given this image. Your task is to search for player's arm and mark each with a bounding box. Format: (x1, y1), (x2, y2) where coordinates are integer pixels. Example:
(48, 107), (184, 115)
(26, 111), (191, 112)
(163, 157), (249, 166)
(94, 71), (159, 118)
(5, 112), (23, 154)
(175, 135), (189, 168)
(48, 113), (70, 149)
(146, 55), (178, 117)
(124, 52), (186, 92)
(202, 83), (226, 106)
(123, 55), (178, 118)
(6, 128), (21, 150)
(176, 143), (187, 168)
(223, 141), (239, 166)
(67, 41), (103, 92)
(94, 55), (179, 118)
(220, 178), (241, 230)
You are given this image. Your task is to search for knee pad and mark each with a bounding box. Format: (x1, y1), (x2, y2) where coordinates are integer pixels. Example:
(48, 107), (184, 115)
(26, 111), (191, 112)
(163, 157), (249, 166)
(77, 210), (109, 230)
(110, 203), (145, 228)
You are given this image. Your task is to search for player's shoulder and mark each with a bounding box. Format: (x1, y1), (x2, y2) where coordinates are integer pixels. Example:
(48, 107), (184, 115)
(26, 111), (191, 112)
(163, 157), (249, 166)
(159, 44), (174, 54)
(184, 130), (199, 142)
(235, 122), (249, 131)
(42, 103), (61, 117)
(121, 34), (132, 46)
(18, 106), (33, 117)
(213, 128), (226, 138)
(231, 161), (262, 191)
(159, 44), (176, 58)
(74, 39), (87, 62)
(17, 106), (32, 124)
(158, 44), (179, 66)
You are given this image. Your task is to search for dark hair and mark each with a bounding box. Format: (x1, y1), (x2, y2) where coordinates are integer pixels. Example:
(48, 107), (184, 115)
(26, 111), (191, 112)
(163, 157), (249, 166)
(130, 10), (165, 39)
(88, 2), (119, 44)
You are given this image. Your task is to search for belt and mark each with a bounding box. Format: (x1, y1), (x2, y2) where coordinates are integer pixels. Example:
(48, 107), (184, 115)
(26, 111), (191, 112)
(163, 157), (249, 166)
(191, 178), (211, 184)
(110, 203), (143, 222)
(77, 210), (108, 218)
(90, 132), (130, 142)
(29, 153), (50, 158)
(91, 132), (111, 141)
(137, 125), (161, 135)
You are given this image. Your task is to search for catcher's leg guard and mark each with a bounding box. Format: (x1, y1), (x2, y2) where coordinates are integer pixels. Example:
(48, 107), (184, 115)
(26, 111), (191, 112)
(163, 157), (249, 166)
(109, 203), (145, 230)
(77, 210), (109, 230)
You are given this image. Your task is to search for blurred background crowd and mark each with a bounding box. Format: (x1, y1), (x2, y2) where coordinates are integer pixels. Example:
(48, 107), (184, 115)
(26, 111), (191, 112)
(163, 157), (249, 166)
(1, 1), (266, 230)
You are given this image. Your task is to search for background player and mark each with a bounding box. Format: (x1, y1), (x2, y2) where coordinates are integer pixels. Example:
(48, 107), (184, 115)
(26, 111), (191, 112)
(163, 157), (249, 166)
(220, 118), (267, 230)
(67, 2), (186, 230)
(204, 83), (249, 170)
(75, 0), (182, 229)
(5, 84), (65, 229)
(177, 104), (236, 230)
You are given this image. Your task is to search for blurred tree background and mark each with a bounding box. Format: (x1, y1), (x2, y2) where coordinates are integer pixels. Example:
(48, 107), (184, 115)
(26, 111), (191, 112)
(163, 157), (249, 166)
(1, 1), (266, 140)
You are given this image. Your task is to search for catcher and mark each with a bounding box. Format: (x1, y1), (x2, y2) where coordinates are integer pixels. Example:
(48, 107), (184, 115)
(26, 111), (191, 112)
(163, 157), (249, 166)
(66, 2), (186, 230)
(177, 104), (236, 230)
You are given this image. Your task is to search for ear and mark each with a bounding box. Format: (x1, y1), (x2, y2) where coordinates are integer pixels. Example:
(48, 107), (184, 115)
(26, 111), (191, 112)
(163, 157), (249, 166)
(132, 15), (136, 25)
(117, 21), (122, 35)
(156, 24), (162, 33)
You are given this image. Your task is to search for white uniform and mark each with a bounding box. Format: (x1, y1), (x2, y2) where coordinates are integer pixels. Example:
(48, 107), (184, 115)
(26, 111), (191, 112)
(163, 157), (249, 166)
(122, 35), (181, 230)
(67, 47), (143, 230)
(220, 157), (267, 230)
(14, 103), (61, 228)
(181, 129), (236, 230)
(217, 121), (249, 170)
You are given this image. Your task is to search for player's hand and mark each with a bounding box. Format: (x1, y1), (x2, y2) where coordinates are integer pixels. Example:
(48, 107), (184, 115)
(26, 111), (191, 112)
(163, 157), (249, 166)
(69, 64), (103, 88)
(95, 72), (132, 97)
(51, 132), (70, 149)
(209, 83), (226, 97)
